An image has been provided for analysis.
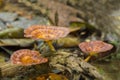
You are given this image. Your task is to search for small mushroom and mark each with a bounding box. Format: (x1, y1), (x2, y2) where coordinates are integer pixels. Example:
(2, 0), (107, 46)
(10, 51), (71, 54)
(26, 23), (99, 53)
(32, 73), (68, 80)
(10, 49), (48, 66)
(78, 40), (113, 62)
(24, 25), (70, 51)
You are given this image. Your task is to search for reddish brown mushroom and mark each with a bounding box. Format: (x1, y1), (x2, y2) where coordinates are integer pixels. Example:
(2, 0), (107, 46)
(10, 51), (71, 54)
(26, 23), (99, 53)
(78, 40), (113, 62)
(24, 25), (70, 51)
(35, 73), (68, 80)
(10, 49), (48, 66)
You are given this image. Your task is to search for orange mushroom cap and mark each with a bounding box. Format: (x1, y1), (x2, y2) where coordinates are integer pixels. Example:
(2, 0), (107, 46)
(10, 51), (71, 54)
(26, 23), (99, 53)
(10, 49), (48, 66)
(78, 40), (113, 55)
(24, 25), (70, 41)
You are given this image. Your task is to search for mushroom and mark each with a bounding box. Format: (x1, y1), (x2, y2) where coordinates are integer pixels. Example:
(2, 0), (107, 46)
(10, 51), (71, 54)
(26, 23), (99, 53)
(33, 73), (68, 80)
(10, 49), (48, 66)
(78, 40), (113, 62)
(24, 25), (70, 51)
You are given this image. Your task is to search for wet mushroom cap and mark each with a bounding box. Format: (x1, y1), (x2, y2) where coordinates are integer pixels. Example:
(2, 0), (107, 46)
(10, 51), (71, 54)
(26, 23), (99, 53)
(24, 25), (70, 41)
(78, 40), (113, 55)
(10, 49), (48, 66)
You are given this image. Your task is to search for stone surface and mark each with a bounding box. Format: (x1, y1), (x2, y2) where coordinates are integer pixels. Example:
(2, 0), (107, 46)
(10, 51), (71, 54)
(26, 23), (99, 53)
(0, 20), (6, 30)
(0, 12), (18, 22)
(10, 16), (49, 29)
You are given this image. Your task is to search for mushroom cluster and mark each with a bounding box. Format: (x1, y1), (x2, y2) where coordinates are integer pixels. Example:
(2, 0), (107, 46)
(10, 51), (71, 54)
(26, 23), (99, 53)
(24, 25), (70, 51)
(10, 49), (48, 66)
(78, 40), (113, 62)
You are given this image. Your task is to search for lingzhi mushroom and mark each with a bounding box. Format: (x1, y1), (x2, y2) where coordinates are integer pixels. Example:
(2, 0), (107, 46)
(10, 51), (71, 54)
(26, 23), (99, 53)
(10, 49), (48, 66)
(24, 25), (70, 51)
(78, 40), (113, 62)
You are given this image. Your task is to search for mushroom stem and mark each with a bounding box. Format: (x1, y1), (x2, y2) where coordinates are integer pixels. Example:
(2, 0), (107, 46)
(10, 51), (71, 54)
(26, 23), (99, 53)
(46, 40), (56, 52)
(84, 56), (92, 62)
(84, 52), (96, 62)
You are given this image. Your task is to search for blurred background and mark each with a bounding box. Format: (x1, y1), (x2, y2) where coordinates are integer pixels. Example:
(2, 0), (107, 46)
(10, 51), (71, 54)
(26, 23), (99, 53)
(0, 0), (120, 80)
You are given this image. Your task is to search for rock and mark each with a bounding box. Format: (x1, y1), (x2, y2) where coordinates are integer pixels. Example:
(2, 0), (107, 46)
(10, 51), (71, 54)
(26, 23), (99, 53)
(0, 20), (6, 30)
(10, 16), (49, 29)
(0, 12), (18, 22)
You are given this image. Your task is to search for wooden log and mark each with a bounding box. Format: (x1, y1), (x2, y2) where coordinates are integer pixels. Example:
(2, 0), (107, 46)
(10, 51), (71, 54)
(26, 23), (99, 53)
(0, 62), (49, 78)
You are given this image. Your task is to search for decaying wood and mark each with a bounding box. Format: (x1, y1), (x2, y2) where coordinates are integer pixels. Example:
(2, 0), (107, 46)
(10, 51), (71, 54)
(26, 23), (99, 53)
(0, 62), (49, 77)
(50, 51), (104, 80)
(0, 62), (21, 77)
